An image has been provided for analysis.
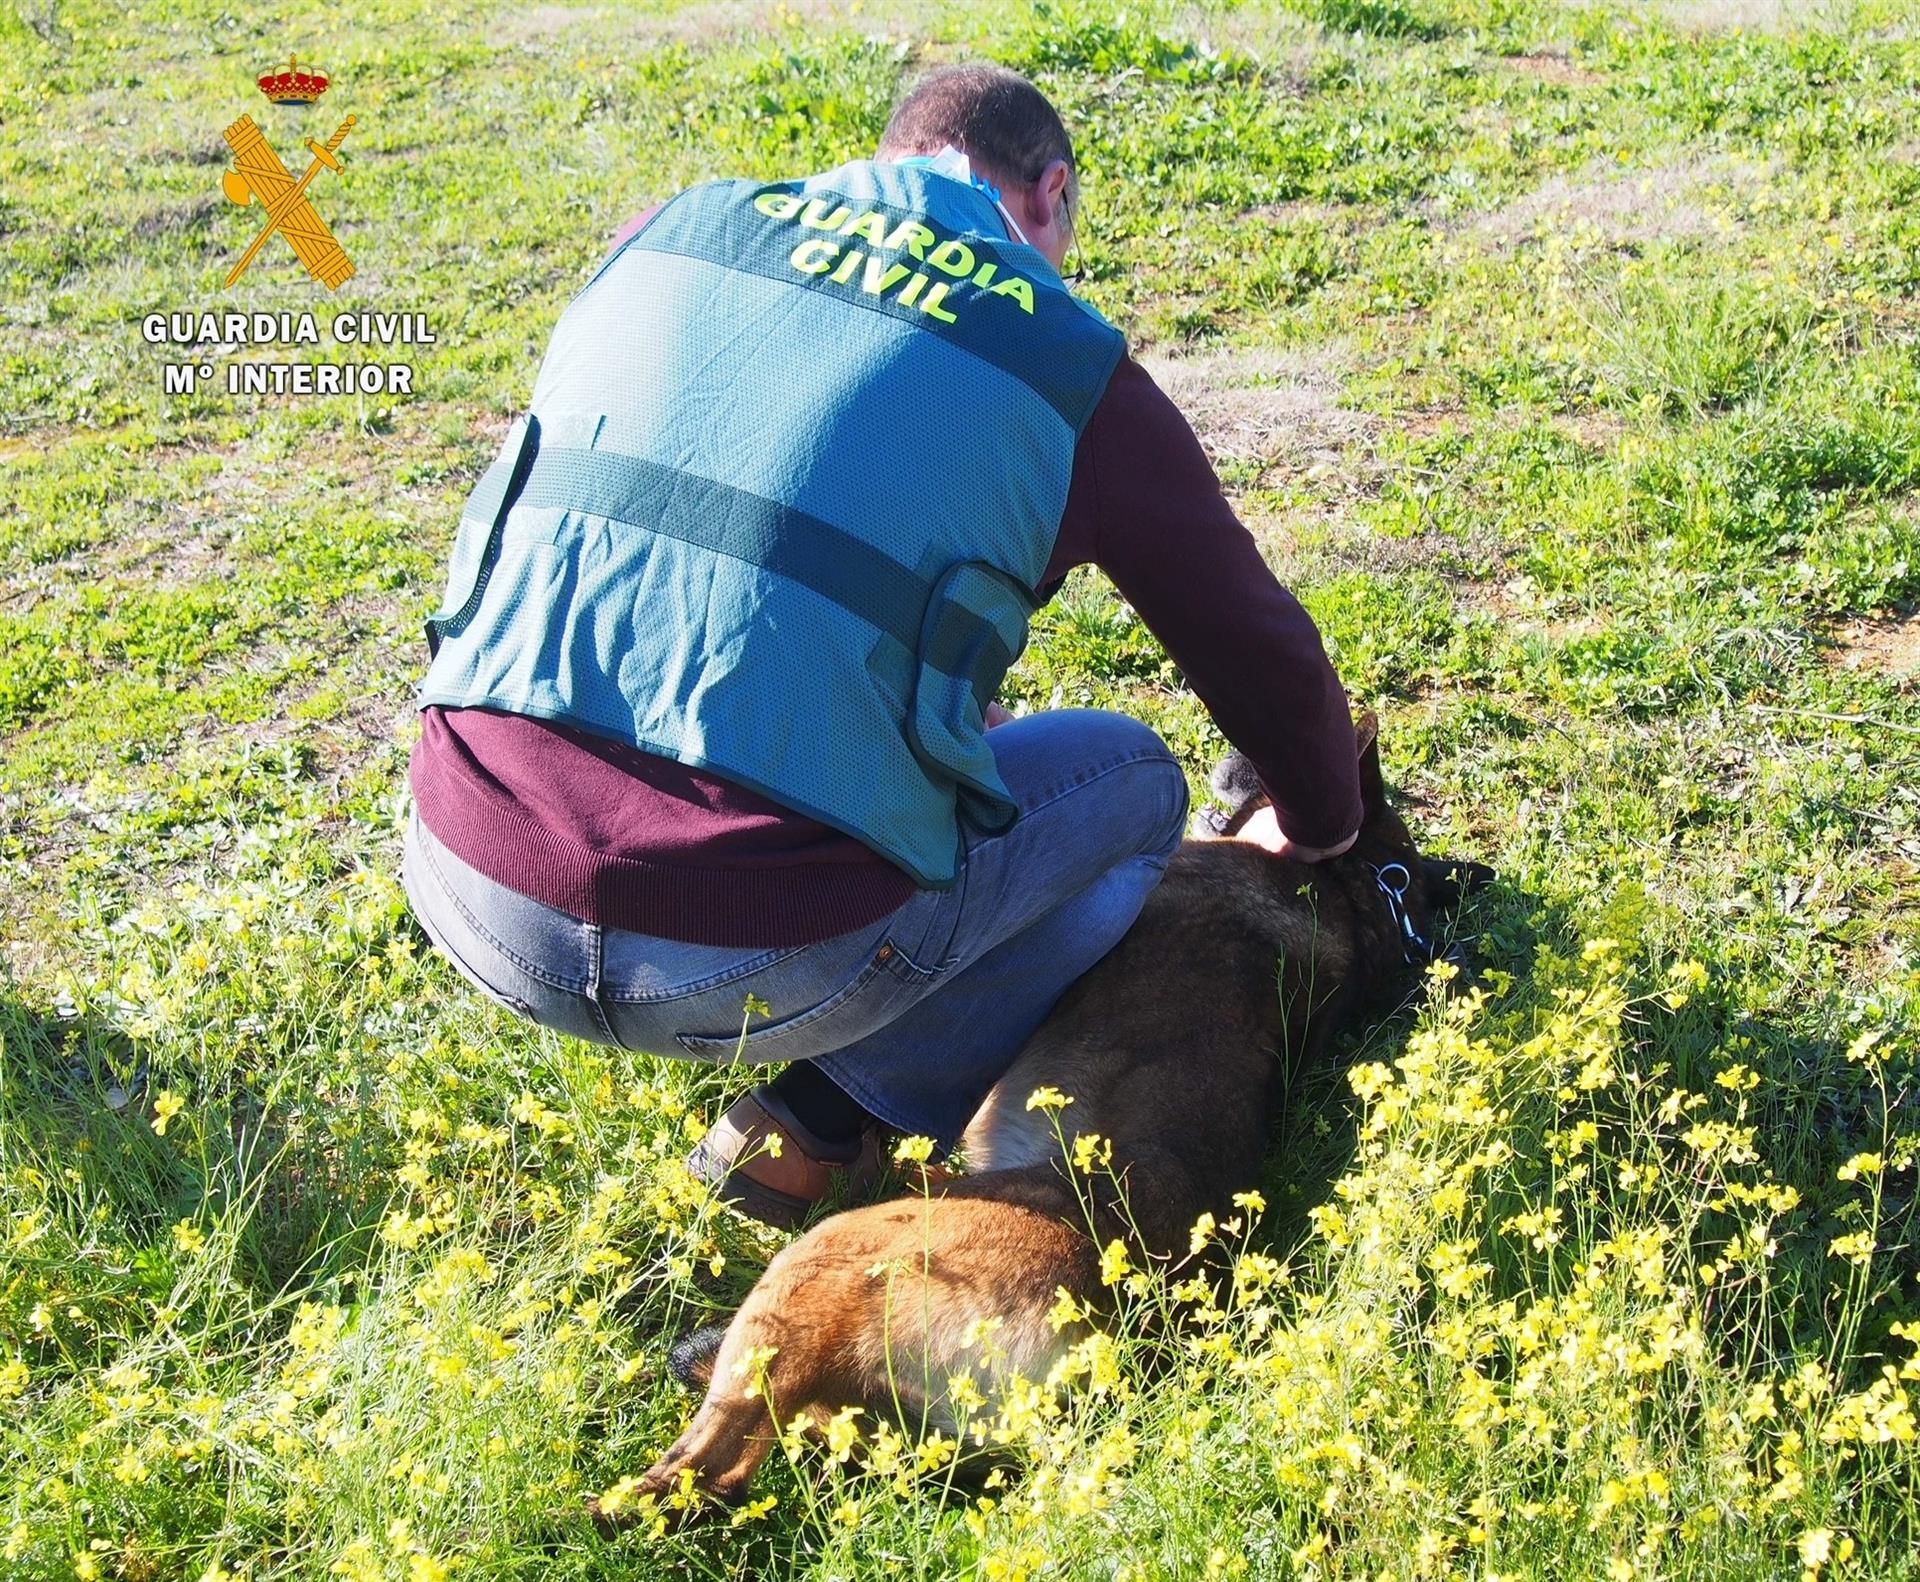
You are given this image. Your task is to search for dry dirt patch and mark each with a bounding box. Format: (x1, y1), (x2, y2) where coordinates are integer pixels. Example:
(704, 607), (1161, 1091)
(1138, 346), (1373, 476)
(1645, 0), (1801, 31)
(498, 2), (604, 37)
(1468, 153), (1773, 250)
(1831, 614), (1920, 681)
(1168, 3), (1317, 73)
(1496, 49), (1602, 87)
(1550, 408), (1633, 451)
(495, 0), (934, 47)
(1271, 520), (1509, 588)
(1242, 201), (1348, 226)
(1458, 577), (1602, 640)
(1569, 0), (1814, 30)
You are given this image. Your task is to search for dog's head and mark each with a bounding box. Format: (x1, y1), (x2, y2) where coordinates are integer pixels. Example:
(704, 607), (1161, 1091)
(1341, 711), (1495, 973)
(1201, 715), (1495, 970)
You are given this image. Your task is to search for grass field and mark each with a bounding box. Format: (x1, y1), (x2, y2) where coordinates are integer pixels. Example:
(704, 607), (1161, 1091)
(4, 0), (1920, 1575)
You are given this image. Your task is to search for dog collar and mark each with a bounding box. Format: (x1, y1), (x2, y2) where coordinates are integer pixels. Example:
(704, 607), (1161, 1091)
(1372, 862), (1433, 966)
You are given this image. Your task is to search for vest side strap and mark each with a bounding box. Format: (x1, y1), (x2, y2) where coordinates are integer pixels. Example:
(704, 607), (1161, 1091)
(425, 414), (542, 658)
(918, 578), (1023, 709)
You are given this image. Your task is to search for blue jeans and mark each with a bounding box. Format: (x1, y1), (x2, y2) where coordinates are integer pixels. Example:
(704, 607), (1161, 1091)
(401, 710), (1188, 1146)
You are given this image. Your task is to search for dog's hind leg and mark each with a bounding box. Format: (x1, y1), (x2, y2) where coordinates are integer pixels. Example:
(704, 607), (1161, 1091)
(597, 1180), (1094, 1521)
(607, 1240), (854, 1511)
(1075, 1137), (1258, 1266)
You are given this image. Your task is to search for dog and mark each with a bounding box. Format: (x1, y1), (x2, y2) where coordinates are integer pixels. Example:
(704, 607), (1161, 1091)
(593, 714), (1491, 1518)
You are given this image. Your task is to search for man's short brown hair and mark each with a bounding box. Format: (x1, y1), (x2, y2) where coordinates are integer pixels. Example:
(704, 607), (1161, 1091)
(878, 64), (1078, 216)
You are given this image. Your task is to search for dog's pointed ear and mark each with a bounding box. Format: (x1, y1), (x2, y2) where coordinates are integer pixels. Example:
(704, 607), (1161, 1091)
(1353, 709), (1383, 810)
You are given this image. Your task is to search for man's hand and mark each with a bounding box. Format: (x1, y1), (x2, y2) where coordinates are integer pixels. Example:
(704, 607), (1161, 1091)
(1232, 805), (1358, 862)
(985, 701), (1014, 729)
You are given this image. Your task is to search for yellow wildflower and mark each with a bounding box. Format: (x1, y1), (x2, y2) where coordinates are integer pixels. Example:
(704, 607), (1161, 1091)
(590, 1476), (649, 1518)
(1071, 1132), (1112, 1173)
(731, 1343), (780, 1400)
(1829, 1232), (1874, 1267)
(1025, 1085), (1073, 1112)
(963, 1314), (1006, 1353)
(823, 1404), (862, 1462)
(892, 1134), (935, 1164)
(729, 1495), (778, 1527)
(151, 1090), (185, 1135)
(1046, 1287), (1088, 1331)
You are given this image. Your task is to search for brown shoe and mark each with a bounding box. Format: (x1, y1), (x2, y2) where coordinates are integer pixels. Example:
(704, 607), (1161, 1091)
(686, 1087), (884, 1230)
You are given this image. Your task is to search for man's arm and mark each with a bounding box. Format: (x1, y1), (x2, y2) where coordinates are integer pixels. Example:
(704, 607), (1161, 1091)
(1049, 358), (1362, 853)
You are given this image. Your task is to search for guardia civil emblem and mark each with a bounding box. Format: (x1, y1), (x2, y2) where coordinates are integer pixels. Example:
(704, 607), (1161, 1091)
(220, 56), (357, 291)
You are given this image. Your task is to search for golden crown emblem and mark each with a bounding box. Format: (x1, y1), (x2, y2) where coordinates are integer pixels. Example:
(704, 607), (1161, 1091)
(256, 55), (330, 105)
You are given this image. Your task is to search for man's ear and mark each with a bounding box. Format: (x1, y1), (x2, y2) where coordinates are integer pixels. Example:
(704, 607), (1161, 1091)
(1353, 709), (1383, 812)
(1017, 159), (1074, 254)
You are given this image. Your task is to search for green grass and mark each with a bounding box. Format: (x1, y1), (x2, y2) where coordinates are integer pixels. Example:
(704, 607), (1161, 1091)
(3, 0), (1919, 1576)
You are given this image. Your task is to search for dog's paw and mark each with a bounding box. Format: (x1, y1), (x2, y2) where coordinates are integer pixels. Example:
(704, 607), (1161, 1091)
(586, 1467), (709, 1535)
(667, 1325), (727, 1391)
(585, 1482), (657, 1536)
(1194, 749), (1268, 837)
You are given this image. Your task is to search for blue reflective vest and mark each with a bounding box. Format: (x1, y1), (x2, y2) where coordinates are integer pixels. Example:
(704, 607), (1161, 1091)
(418, 159), (1126, 887)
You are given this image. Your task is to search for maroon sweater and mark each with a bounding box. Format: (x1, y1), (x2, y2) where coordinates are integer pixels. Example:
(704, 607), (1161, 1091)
(410, 356), (1361, 948)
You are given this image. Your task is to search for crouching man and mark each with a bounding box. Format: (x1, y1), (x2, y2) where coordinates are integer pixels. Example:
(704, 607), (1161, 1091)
(403, 63), (1361, 1228)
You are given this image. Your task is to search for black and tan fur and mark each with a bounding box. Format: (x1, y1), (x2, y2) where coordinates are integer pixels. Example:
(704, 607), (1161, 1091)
(595, 717), (1487, 1516)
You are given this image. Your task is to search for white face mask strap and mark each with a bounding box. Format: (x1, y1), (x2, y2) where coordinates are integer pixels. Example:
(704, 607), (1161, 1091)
(895, 144), (1032, 247)
(993, 197), (1031, 247)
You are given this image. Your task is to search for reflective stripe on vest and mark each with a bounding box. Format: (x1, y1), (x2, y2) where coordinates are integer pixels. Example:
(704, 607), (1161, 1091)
(418, 160), (1125, 887)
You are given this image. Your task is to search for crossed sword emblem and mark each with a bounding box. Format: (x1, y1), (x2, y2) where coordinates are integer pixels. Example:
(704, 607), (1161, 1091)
(221, 113), (358, 290)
